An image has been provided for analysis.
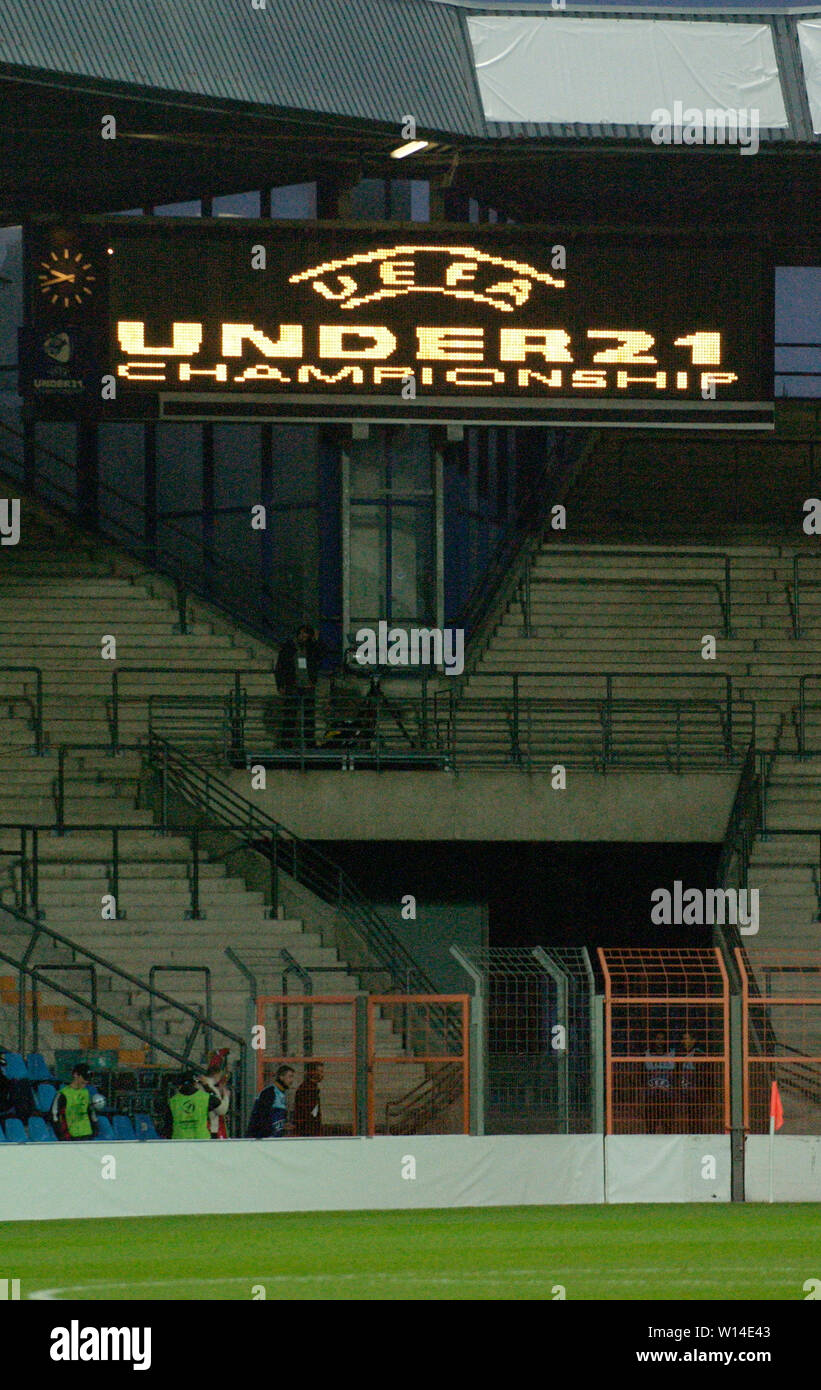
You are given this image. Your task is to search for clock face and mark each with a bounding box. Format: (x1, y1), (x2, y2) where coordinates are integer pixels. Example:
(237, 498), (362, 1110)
(38, 248), (97, 309)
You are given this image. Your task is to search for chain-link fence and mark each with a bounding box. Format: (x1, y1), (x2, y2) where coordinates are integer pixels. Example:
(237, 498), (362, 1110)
(453, 946), (596, 1134)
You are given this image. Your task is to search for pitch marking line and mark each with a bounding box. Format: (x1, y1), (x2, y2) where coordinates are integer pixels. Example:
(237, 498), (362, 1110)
(28, 1265), (808, 1299)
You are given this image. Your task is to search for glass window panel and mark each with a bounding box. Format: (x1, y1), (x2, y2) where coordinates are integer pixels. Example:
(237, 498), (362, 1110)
(213, 191), (261, 218)
(270, 184), (317, 219)
(349, 505), (387, 631)
(156, 424), (202, 515)
(350, 435), (388, 496)
(390, 504), (435, 624)
(153, 200), (202, 216)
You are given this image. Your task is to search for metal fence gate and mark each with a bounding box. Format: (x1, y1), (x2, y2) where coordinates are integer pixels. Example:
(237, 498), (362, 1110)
(366, 994), (469, 1136)
(255, 994), (358, 1135)
(599, 948), (731, 1135)
(736, 949), (821, 1135)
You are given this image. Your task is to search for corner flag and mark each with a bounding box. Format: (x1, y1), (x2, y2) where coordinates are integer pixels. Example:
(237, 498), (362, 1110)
(769, 1080), (784, 1131)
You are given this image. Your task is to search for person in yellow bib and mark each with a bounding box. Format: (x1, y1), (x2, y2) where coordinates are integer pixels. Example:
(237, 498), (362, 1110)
(164, 1073), (221, 1140)
(52, 1064), (98, 1141)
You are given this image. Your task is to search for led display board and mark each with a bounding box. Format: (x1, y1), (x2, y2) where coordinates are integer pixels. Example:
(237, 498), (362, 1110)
(23, 220), (774, 428)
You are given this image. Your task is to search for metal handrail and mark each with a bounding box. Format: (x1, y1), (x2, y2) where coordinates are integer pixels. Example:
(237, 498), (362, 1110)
(148, 966), (213, 1063)
(146, 733), (438, 996)
(108, 665), (266, 753)
(797, 673), (821, 756)
(0, 903), (244, 1069)
(521, 563), (733, 637)
(0, 665), (44, 754)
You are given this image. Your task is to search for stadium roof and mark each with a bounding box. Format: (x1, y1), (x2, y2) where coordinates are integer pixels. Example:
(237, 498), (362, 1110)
(0, 0), (819, 141)
(0, 0), (818, 236)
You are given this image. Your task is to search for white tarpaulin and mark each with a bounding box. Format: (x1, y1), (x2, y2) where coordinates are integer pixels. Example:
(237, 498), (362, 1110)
(0, 1134), (605, 1222)
(468, 16), (788, 128)
(745, 1135), (821, 1202)
(798, 21), (821, 134)
(606, 1135), (732, 1203)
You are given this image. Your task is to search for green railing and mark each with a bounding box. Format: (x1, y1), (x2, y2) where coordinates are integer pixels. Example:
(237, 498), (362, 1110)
(0, 901), (246, 1092)
(141, 676), (754, 772)
(0, 665), (44, 754)
(145, 733), (438, 995)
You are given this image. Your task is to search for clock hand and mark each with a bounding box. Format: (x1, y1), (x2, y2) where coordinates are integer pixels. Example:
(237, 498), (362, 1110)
(41, 270), (76, 285)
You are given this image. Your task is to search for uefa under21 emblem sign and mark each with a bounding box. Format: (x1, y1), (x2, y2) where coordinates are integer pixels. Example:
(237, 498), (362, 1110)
(288, 243), (565, 312)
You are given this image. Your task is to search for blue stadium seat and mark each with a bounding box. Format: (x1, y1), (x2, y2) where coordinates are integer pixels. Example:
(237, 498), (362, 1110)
(27, 1116), (57, 1143)
(2, 1052), (27, 1080)
(4, 1118), (27, 1143)
(134, 1113), (160, 1141)
(0, 1122), (6, 1141)
(34, 1083), (57, 1114)
(96, 1115), (115, 1141)
(112, 1115), (136, 1141)
(26, 1053), (55, 1083)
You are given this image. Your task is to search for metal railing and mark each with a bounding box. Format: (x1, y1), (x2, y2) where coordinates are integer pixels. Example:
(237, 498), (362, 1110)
(0, 665), (44, 754)
(145, 733), (439, 996)
(142, 675), (755, 772)
(456, 432), (598, 654)
(516, 550), (733, 640)
(797, 674), (821, 756)
(0, 902), (245, 1078)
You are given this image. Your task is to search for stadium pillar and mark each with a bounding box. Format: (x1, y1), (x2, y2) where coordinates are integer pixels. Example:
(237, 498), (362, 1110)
(355, 993), (369, 1135)
(450, 946), (484, 1135)
(729, 993), (746, 1201)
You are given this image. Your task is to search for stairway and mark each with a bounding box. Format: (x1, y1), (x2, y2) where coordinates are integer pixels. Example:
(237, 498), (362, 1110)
(0, 495), (425, 1123)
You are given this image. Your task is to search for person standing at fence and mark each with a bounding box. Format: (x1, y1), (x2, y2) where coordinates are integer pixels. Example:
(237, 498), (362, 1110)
(275, 624), (323, 750)
(678, 1031), (706, 1133)
(643, 1032), (675, 1133)
(52, 1064), (98, 1141)
(293, 1061), (324, 1136)
(246, 1064), (295, 1138)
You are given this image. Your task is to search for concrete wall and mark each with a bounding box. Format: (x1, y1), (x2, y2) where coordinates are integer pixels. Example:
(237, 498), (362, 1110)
(375, 900), (488, 991)
(228, 769), (737, 842)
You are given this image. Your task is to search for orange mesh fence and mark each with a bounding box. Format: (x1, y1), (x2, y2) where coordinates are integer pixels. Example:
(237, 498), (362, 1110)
(735, 949), (821, 1135)
(255, 994), (357, 1136)
(598, 948), (730, 1134)
(367, 995), (469, 1136)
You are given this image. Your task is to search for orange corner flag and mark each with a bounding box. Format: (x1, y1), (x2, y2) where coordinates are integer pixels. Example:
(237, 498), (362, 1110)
(770, 1080), (784, 1131)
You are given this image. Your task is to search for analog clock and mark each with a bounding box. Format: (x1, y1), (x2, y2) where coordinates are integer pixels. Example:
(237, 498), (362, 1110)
(38, 248), (97, 309)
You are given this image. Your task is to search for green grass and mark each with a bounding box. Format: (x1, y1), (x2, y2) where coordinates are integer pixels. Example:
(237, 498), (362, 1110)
(3, 1204), (819, 1300)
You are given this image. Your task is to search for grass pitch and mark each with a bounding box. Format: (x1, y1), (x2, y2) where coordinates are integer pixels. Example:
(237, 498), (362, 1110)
(4, 1204), (819, 1300)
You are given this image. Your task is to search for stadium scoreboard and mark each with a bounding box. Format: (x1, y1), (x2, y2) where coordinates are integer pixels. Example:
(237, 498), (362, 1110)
(23, 220), (774, 429)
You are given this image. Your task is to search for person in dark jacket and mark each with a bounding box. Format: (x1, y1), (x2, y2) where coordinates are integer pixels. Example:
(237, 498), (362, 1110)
(274, 624), (323, 749)
(246, 1065), (295, 1138)
(293, 1061), (324, 1137)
